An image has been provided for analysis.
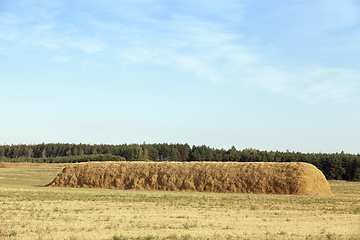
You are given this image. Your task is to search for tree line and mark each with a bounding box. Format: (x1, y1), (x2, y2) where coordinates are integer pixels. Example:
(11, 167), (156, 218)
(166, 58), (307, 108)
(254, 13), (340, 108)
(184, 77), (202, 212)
(0, 143), (359, 181)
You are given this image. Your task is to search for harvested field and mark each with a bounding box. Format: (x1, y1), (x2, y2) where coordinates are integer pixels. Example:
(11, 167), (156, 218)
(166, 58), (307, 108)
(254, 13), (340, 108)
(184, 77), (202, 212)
(48, 162), (332, 196)
(1, 162), (359, 239)
(0, 162), (68, 186)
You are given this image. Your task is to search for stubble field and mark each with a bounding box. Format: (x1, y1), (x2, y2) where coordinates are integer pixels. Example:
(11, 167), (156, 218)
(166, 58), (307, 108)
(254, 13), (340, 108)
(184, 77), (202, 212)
(0, 162), (359, 240)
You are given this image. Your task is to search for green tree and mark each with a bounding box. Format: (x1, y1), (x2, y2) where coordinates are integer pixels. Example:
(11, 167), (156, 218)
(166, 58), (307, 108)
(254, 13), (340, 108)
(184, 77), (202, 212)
(177, 143), (190, 161)
(228, 146), (238, 162)
(92, 148), (98, 155)
(41, 149), (47, 158)
(133, 146), (143, 161)
(189, 146), (201, 161)
(27, 148), (33, 158)
(170, 147), (181, 161)
(142, 147), (149, 161)
(0, 146), (5, 157)
(147, 145), (159, 161)
(66, 149), (72, 157)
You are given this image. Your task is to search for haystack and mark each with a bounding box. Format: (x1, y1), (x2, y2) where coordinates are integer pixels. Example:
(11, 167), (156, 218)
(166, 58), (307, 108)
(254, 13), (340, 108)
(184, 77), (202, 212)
(47, 162), (332, 195)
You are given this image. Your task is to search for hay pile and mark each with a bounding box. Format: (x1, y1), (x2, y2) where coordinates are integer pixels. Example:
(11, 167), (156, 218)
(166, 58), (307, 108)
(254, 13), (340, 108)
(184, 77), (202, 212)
(47, 162), (332, 195)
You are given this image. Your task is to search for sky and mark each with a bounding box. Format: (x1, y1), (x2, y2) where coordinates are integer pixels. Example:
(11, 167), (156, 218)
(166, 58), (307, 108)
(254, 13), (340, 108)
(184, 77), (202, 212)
(1, 0), (360, 154)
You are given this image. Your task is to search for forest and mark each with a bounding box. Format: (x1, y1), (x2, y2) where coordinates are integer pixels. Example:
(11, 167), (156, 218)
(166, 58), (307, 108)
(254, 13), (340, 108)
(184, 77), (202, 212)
(0, 143), (359, 181)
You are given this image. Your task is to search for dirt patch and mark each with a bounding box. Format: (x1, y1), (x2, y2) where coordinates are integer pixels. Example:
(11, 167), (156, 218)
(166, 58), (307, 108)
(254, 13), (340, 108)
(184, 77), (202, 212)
(47, 162), (332, 195)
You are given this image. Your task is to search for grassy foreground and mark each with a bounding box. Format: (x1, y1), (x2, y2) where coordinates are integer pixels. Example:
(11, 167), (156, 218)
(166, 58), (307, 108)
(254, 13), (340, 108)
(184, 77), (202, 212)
(0, 162), (359, 240)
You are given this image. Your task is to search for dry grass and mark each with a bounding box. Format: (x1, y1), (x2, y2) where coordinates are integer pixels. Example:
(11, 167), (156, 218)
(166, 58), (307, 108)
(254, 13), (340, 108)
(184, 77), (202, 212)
(0, 162), (67, 186)
(328, 180), (360, 196)
(0, 162), (359, 240)
(48, 162), (332, 195)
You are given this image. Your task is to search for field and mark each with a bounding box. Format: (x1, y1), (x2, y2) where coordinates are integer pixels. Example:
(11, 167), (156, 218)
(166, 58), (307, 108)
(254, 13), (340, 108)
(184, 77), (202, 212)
(0, 162), (359, 240)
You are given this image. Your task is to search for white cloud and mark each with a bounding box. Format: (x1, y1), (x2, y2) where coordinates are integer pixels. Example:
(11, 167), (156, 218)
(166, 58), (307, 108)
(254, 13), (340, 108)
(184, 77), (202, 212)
(113, 13), (259, 83)
(309, 0), (360, 31)
(294, 67), (359, 104)
(69, 39), (105, 55)
(175, 55), (219, 82)
(0, 6), (109, 59)
(109, 6), (360, 104)
(255, 65), (360, 104)
(1, 0), (359, 105)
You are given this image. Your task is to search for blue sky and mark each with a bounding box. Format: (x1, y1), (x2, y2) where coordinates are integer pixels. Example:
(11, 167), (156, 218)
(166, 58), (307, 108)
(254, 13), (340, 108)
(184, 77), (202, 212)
(1, 0), (359, 153)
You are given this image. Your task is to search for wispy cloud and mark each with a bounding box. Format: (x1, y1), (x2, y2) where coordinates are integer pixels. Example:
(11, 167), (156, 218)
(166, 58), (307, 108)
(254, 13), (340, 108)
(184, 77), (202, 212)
(1, 0), (359, 104)
(0, 0), (107, 56)
(299, 0), (360, 32)
(294, 67), (359, 104)
(110, 10), (360, 104)
(253, 65), (360, 104)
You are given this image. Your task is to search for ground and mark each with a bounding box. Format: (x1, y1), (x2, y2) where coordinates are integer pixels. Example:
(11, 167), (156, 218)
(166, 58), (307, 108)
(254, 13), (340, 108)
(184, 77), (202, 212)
(0, 162), (359, 240)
